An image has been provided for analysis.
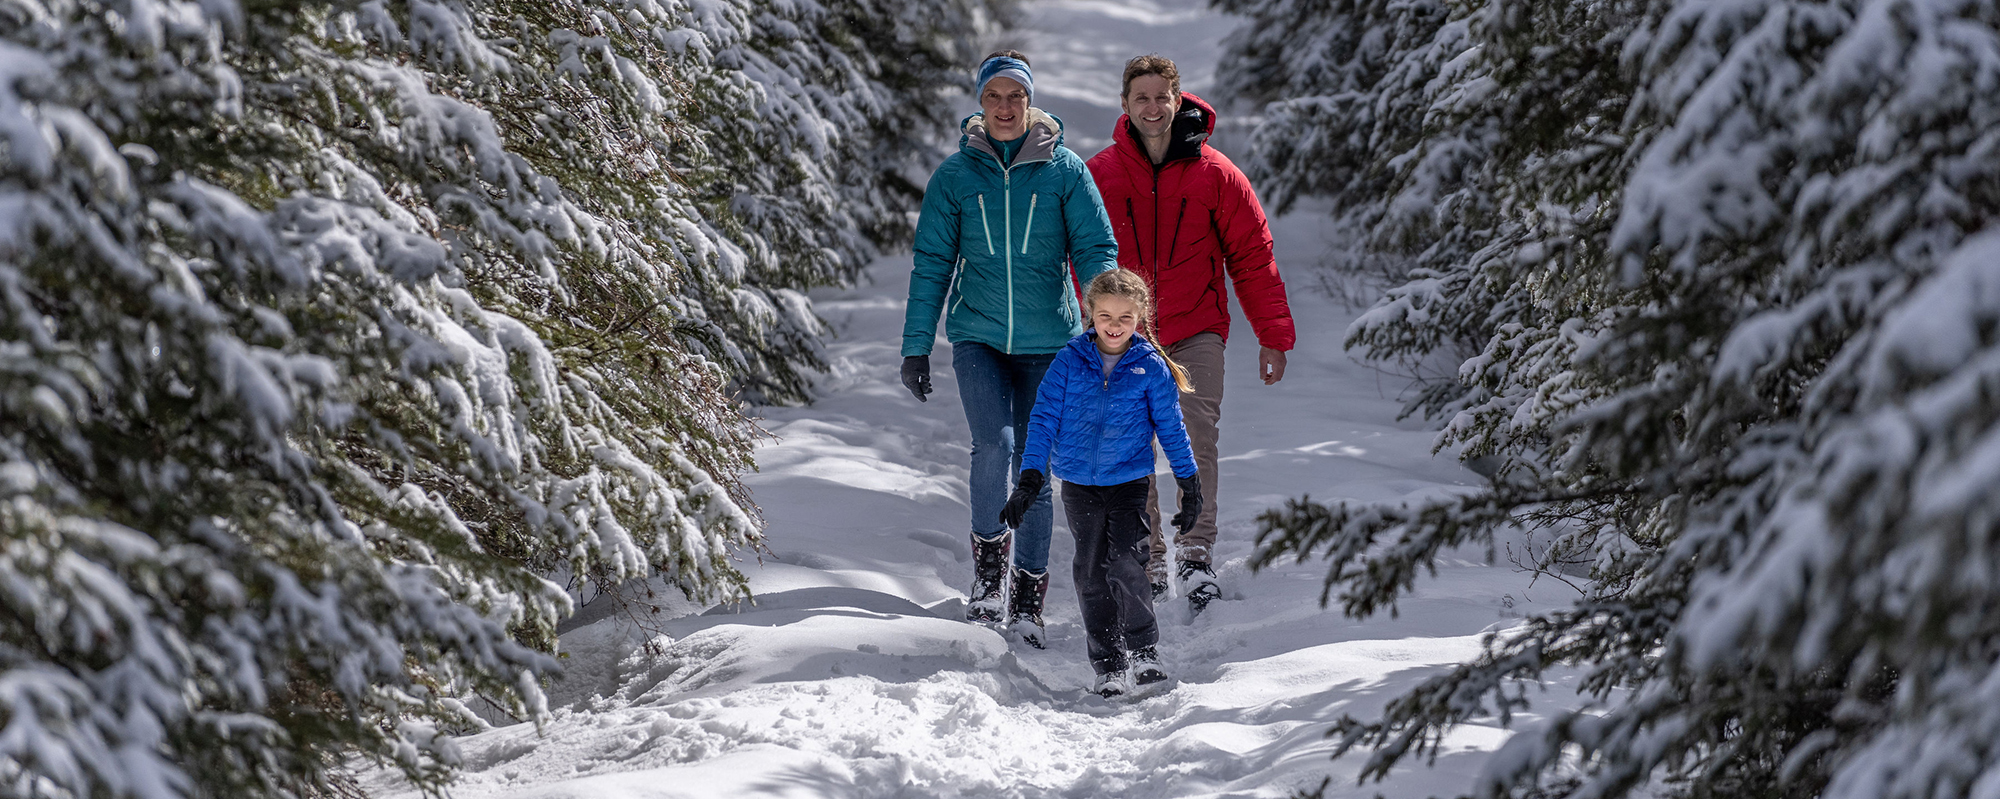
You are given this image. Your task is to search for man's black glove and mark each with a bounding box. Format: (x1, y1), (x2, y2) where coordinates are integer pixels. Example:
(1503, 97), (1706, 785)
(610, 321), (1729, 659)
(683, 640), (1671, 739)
(999, 469), (1046, 529)
(901, 355), (932, 402)
(1171, 474), (1203, 534)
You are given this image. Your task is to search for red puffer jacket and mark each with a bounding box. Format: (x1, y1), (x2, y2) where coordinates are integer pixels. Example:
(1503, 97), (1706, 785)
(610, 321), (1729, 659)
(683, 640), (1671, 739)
(1086, 93), (1294, 351)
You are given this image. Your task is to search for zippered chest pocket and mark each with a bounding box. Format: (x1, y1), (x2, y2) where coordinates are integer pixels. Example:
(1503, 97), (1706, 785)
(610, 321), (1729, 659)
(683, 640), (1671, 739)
(974, 194), (995, 255)
(1019, 193), (1044, 255)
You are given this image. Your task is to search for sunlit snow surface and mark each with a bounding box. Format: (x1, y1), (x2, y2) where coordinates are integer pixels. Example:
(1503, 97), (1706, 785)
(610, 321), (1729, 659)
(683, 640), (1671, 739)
(362, 2), (1580, 797)
(356, 227), (1578, 798)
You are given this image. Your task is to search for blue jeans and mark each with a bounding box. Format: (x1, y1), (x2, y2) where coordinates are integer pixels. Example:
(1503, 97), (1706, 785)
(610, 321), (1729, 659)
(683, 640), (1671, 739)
(952, 341), (1057, 572)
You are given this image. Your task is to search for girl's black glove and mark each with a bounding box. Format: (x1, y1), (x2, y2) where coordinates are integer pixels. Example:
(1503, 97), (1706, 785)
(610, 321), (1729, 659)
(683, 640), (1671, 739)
(1171, 474), (1203, 534)
(999, 469), (1045, 529)
(901, 355), (931, 402)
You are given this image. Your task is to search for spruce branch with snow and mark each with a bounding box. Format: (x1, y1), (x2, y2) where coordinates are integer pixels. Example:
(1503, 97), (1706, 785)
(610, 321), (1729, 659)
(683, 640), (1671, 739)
(1226, 0), (2000, 794)
(0, 0), (994, 795)
(643, 0), (1004, 403)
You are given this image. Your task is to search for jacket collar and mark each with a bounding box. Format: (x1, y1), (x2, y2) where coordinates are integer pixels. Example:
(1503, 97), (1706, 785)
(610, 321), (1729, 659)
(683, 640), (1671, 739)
(961, 108), (1065, 166)
(1111, 91), (1216, 168)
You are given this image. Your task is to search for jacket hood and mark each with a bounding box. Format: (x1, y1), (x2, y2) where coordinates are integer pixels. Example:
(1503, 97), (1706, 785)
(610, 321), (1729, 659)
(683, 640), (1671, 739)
(961, 108), (1065, 163)
(1110, 91), (1216, 165)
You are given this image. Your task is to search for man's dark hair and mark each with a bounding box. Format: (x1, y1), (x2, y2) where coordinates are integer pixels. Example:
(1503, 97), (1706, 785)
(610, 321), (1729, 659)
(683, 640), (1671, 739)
(1121, 54), (1180, 97)
(983, 49), (1031, 66)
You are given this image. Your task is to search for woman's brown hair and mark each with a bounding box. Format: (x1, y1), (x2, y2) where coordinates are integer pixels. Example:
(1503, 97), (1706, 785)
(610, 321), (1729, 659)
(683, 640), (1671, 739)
(984, 49), (1031, 66)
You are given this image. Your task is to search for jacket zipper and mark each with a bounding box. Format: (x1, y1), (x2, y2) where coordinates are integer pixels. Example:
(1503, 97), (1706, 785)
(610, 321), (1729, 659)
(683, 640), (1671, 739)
(1005, 169), (1014, 353)
(1020, 194), (1037, 254)
(1124, 198), (1146, 265)
(1097, 346), (1113, 477)
(1142, 166), (1191, 343)
(949, 257), (967, 313)
(978, 195), (995, 255)
(1150, 172), (1163, 337)
(1094, 344), (1140, 478)
(1164, 198), (1188, 283)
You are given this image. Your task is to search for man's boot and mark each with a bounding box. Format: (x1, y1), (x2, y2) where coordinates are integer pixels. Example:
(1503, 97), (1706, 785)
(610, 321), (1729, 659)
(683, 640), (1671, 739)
(1178, 559), (1221, 616)
(966, 531), (1012, 624)
(1008, 567), (1050, 648)
(1146, 539), (1168, 601)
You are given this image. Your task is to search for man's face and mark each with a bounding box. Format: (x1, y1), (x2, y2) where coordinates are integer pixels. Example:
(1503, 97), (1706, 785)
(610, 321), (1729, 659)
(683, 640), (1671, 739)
(981, 77), (1029, 142)
(1121, 74), (1180, 142)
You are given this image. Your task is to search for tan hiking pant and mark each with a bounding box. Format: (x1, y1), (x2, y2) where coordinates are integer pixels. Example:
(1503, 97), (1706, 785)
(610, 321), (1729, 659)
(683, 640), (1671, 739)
(1145, 332), (1225, 579)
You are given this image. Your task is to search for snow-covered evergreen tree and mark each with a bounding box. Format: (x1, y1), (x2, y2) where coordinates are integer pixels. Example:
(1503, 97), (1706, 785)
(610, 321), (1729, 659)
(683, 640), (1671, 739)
(0, 0), (993, 795)
(644, 0), (1000, 402)
(1223, 0), (2000, 795)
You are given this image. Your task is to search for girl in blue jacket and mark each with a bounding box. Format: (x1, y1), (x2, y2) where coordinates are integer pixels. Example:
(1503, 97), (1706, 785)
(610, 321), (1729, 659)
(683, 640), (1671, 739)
(1002, 269), (1202, 696)
(900, 51), (1120, 640)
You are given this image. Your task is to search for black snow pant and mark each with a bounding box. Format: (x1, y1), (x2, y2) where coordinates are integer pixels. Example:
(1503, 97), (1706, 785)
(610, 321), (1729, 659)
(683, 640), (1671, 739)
(1065, 477), (1158, 674)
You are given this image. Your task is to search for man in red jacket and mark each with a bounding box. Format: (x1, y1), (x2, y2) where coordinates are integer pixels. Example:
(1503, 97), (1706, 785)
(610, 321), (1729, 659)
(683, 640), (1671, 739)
(1086, 54), (1295, 613)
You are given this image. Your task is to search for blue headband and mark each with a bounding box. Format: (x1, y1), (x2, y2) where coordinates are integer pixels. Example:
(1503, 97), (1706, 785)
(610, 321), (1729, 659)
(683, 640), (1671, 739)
(977, 57), (1034, 103)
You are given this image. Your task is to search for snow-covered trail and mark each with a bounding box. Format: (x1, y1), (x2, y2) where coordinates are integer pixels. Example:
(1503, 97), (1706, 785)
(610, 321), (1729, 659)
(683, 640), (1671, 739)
(361, 3), (1570, 797)
(364, 235), (1548, 799)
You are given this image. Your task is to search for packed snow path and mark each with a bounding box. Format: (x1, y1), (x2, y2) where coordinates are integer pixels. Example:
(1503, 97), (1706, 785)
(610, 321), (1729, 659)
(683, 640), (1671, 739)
(358, 229), (1552, 798)
(357, 228), (1568, 798)
(362, 3), (1568, 797)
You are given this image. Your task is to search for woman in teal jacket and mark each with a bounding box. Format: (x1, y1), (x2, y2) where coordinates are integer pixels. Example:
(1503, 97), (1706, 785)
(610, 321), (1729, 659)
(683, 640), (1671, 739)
(900, 50), (1118, 644)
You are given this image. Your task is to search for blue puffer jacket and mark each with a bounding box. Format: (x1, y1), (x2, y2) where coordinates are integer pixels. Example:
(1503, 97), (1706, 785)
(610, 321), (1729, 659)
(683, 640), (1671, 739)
(903, 109), (1119, 357)
(1021, 331), (1197, 487)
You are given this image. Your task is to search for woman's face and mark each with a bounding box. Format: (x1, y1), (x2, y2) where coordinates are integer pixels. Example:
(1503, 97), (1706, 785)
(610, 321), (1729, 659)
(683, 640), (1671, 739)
(1092, 294), (1141, 355)
(981, 76), (1029, 142)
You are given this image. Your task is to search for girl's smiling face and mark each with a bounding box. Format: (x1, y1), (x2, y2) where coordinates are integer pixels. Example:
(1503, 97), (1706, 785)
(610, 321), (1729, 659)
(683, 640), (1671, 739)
(1092, 294), (1141, 355)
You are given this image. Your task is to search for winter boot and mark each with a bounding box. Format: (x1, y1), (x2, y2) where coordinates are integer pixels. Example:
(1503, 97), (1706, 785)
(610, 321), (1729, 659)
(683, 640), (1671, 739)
(1150, 579), (1169, 602)
(1008, 567), (1050, 649)
(1178, 560), (1221, 616)
(1093, 668), (1130, 698)
(1131, 645), (1168, 685)
(966, 531), (1012, 624)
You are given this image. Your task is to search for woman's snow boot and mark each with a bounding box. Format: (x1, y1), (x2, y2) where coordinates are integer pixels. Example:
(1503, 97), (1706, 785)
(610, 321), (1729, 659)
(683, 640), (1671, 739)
(966, 530), (1013, 624)
(1008, 567), (1050, 648)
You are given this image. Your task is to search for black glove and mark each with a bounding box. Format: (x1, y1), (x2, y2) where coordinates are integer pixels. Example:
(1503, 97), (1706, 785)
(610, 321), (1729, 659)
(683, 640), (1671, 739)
(901, 355), (932, 402)
(1171, 473), (1203, 534)
(999, 469), (1046, 529)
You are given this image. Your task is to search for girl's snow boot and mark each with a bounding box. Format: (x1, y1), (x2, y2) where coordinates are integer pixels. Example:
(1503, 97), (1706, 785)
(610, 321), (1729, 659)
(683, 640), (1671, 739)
(1131, 645), (1168, 685)
(1093, 669), (1129, 697)
(1008, 567), (1050, 648)
(966, 530), (1013, 624)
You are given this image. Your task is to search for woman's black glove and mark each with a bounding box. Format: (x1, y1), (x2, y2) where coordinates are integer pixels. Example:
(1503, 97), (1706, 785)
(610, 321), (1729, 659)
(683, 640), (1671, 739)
(999, 469), (1046, 529)
(901, 355), (932, 402)
(1171, 474), (1203, 534)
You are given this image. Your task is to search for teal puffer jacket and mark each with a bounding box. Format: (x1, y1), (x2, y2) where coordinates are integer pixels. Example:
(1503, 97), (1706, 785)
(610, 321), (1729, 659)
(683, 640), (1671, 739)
(903, 109), (1119, 356)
